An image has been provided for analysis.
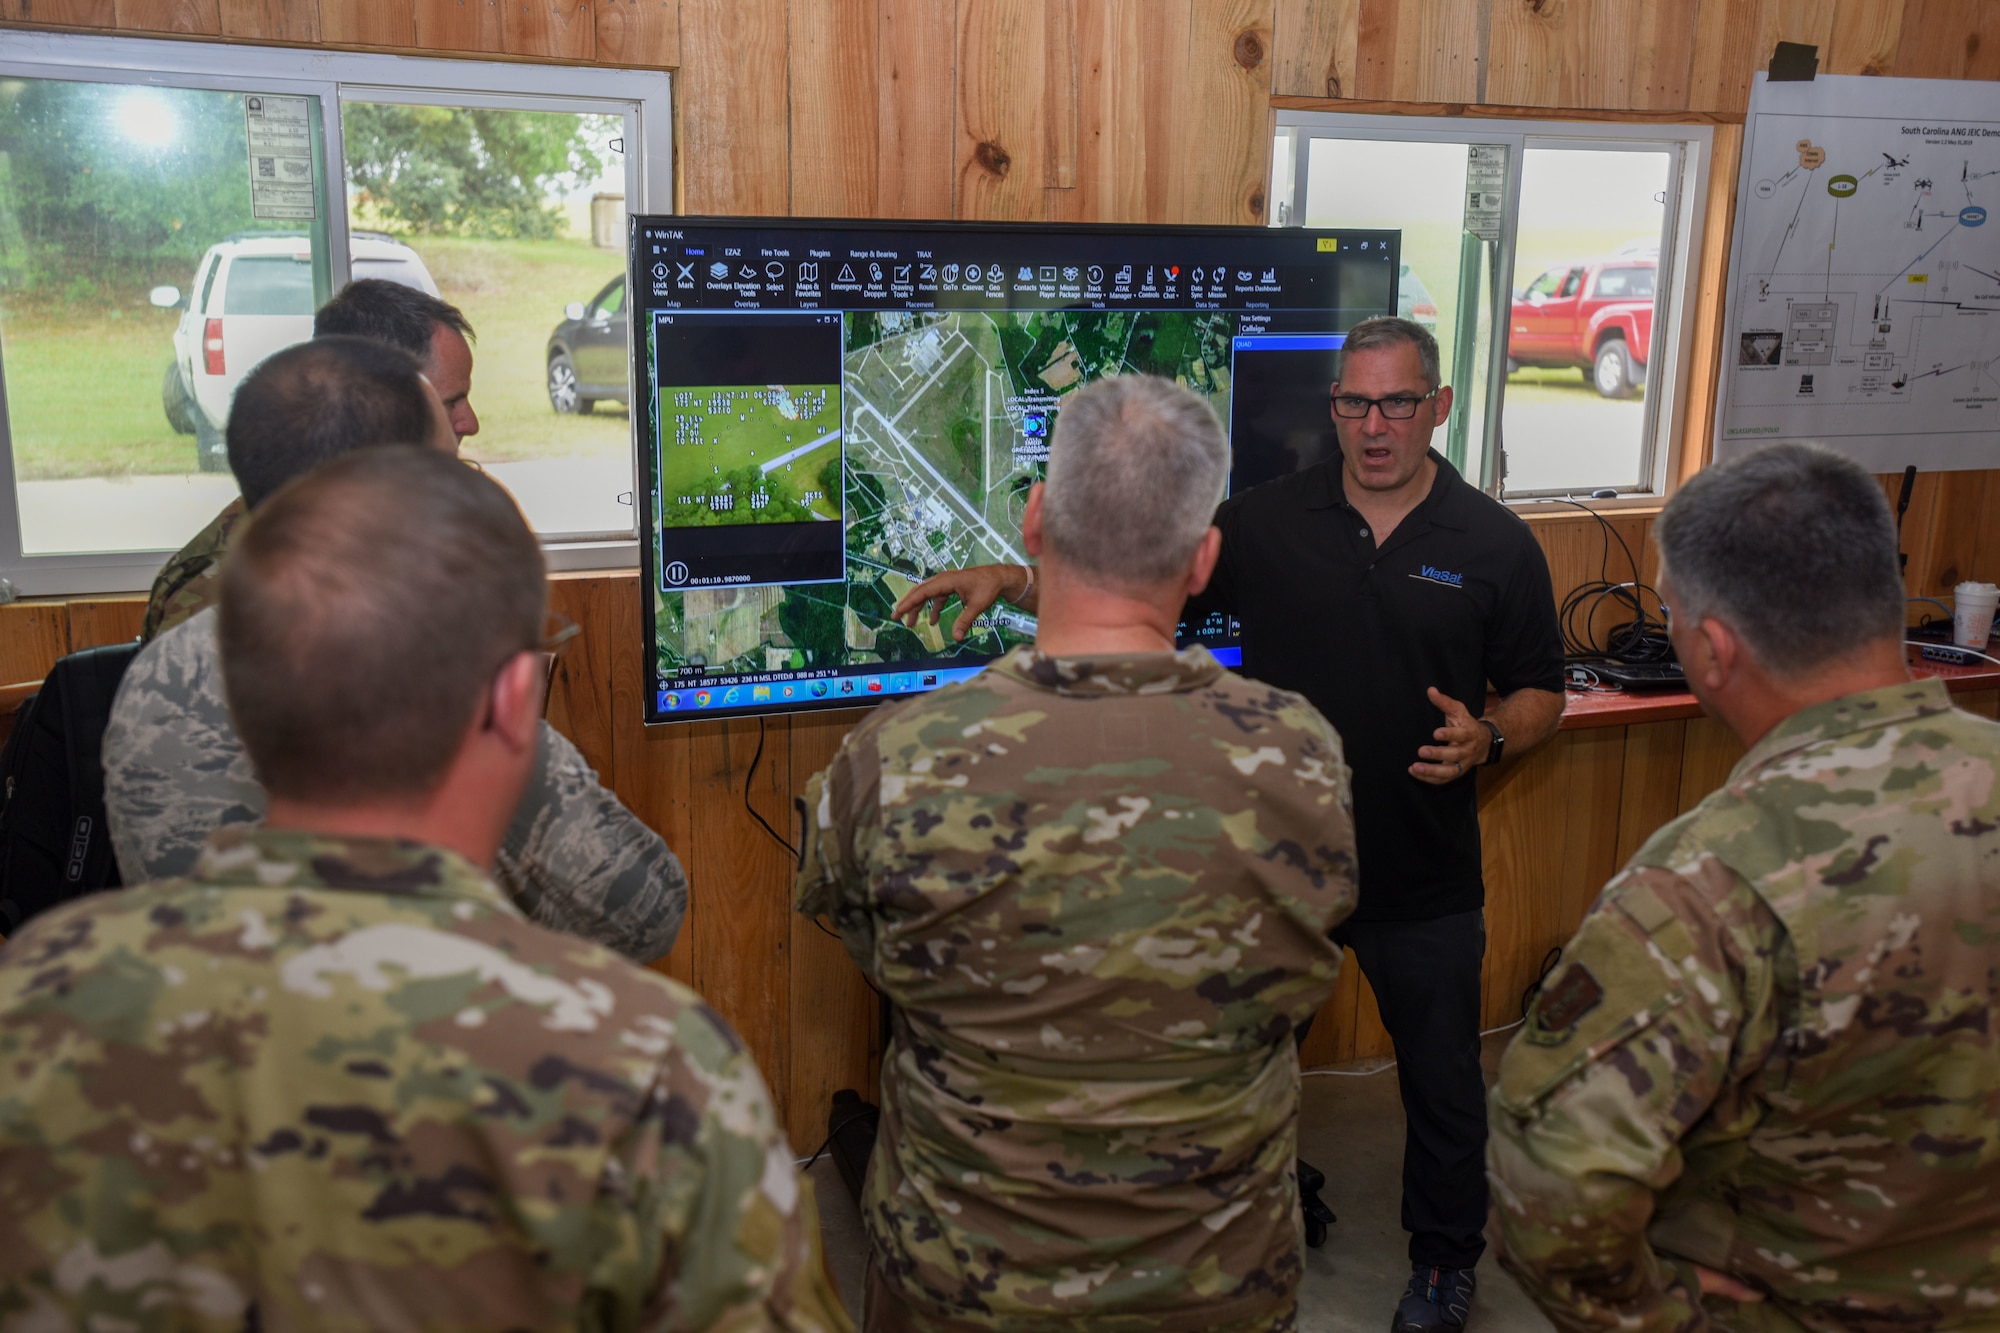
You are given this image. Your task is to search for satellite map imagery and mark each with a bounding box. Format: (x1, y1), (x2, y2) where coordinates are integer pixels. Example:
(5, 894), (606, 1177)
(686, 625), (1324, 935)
(653, 307), (1235, 678)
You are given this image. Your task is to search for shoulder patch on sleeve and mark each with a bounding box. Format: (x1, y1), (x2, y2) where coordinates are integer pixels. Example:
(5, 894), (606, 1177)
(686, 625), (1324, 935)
(1523, 962), (1603, 1047)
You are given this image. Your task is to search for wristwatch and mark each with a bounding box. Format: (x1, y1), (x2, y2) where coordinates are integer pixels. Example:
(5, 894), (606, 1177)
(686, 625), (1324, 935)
(1479, 719), (1505, 766)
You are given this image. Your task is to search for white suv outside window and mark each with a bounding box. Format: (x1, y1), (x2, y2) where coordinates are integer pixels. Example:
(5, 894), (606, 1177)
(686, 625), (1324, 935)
(155, 233), (437, 472)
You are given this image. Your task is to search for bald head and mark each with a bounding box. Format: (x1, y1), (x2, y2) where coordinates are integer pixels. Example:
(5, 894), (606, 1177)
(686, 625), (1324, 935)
(219, 447), (546, 804)
(225, 336), (447, 508)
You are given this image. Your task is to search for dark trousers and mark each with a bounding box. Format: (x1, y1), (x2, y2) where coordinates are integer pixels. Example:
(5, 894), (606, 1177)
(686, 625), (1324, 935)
(1333, 908), (1488, 1269)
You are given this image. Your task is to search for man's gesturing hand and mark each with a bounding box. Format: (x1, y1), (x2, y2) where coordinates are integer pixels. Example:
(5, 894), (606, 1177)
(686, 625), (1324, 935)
(1411, 686), (1489, 785)
(890, 565), (1026, 643)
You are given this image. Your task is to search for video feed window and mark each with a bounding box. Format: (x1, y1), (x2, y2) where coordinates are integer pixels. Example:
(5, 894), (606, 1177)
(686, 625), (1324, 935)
(635, 219), (1399, 722)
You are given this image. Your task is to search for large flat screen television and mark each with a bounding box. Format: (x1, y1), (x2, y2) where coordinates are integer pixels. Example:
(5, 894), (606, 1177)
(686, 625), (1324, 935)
(631, 216), (1400, 724)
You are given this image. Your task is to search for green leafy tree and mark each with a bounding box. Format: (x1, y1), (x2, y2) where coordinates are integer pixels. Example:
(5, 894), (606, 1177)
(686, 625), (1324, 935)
(344, 104), (612, 239)
(0, 80), (281, 306)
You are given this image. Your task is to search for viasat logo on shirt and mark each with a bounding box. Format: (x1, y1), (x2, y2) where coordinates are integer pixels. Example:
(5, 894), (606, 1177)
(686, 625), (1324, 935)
(1412, 564), (1465, 588)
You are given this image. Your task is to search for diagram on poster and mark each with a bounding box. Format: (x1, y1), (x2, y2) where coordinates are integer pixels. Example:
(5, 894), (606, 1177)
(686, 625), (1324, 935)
(1716, 74), (2000, 470)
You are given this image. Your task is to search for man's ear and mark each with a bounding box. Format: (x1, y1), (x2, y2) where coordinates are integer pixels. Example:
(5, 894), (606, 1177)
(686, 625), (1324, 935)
(1022, 482), (1046, 558)
(1432, 383), (1453, 424)
(1689, 616), (1740, 694)
(1186, 525), (1223, 597)
(486, 651), (543, 754)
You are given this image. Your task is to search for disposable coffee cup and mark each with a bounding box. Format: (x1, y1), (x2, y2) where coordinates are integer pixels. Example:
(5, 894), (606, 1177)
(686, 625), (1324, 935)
(1954, 581), (1999, 649)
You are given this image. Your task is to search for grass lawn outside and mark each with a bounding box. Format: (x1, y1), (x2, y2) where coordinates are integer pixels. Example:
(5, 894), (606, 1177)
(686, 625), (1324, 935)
(0, 233), (635, 484)
(1, 303), (204, 481)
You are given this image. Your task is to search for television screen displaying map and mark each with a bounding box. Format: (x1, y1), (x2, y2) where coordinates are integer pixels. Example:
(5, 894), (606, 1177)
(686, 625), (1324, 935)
(634, 219), (1399, 721)
(654, 307), (1235, 684)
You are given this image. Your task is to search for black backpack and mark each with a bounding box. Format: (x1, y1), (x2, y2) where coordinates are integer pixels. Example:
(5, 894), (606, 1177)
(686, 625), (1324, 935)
(0, 641), (142, 933)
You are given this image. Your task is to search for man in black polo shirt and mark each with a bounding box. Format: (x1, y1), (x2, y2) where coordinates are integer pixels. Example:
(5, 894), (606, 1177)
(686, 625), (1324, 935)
(892, 317), (1566, 1333)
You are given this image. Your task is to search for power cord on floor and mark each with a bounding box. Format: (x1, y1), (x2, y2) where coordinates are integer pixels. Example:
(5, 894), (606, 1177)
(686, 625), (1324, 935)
(795, 1104), (880, 1170)
(1302, 1018), (1526, 1078)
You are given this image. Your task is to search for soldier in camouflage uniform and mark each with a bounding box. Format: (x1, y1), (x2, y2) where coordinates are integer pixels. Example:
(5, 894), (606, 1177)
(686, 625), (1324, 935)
(1489, 442), (2000, 1331)
(0, 448), (848, 1332)
(797, 376), (1360, 1333)
(105, 338), (687, 963)
(140, 494), (245, 641)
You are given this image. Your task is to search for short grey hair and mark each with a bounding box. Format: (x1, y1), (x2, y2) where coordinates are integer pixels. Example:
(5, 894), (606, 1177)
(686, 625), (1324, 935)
(1340, 316), (1441, 390)
(1657, 442), (1904, 678)
(1038, 374), (1228, 587)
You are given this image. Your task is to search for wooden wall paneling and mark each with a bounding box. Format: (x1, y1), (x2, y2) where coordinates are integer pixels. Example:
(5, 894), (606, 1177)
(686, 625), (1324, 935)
(1677, 713), (1743, 811)
(415, 0), (505, 54)
(0, 603), (66, 687)
(1615, 718), (1686, 863)
(784, 707), (879, 1150)
(500, 0), (593, 59)
(318, 0), (416, 47)
(1044, 0), (1079, 190)
(546, 575), (618, 781)
(955, 0), (1051, 220)
(65, 598), (145, 651)
(1876, 469), (1943, 608)
(1175, 0), (1277, 225)
(1352, 0), (1484, 104)
(1893, 0), (2000, 80)
(1957, 688), (1999, 720)
(217, 0), (315, 41)
(1296, 948), (1360, 1067)
(689, 717), (794, 1126)
(1686, 0), (1765, 114)
(1271, 0), (1359, 99)
(607, 572), (698, 981)
(1824, 0), (1905, 75)
(1135, 0), (1195, 222)
(677, 0), (790, 215)
(595, 0), (677, 67)
(1487, 0), (1698, 112)
(1965, 468), (2000, 590)
(789, 0), (882, 217)
(1478, 732), (1578, 1032)
(875, 0), (957, 218)
(110, 0), (217, 32)
(1056, 0), (1152, 222)
(1917, 469), (1993, 597)
(1676, 120), (1741, 483)
(1530, 510), (1653, 652)
(1554, 723), (1628, 923)
(1, 0), (115, 24)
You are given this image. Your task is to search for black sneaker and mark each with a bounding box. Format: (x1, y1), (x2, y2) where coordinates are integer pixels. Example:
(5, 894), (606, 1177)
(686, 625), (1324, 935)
(1391, 1263), (1476, 1333)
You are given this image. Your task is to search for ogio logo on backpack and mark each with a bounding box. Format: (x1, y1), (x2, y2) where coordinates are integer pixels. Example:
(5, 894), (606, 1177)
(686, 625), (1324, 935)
(66, 815), (92, 883)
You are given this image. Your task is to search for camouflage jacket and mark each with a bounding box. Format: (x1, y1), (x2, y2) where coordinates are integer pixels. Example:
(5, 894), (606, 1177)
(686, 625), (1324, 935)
(1489, 679), (2000, 1332)
(0, 825), (851, 1333)
(102, 608), (688, 964)
(141, 496), (245, 642)
(796, 646), (1359, 1333)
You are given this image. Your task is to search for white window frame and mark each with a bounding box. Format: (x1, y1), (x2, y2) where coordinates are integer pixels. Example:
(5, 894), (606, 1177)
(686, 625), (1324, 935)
(1272, 111), (1713, 510)
(0, 31), (671, 595)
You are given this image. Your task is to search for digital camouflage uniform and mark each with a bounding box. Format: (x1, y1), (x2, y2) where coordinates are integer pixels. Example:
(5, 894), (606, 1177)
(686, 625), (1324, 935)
(102, 608), (688, 963)
(796, 646), (1360, 1333)
(141, 497), (245, 642)
(0, 825), (851, 1333)
(1489, 679), (2000, 1332)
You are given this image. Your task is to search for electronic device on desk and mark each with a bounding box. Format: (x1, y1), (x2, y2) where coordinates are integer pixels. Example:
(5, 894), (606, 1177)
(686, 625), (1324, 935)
(627, 215), (1402, 725)
(1907, 616), (1996, 667)
(1573, 659), (1687, 690)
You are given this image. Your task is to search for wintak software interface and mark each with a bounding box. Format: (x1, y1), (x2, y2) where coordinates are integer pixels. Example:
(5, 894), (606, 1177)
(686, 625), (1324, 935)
(634, 217), (1398, 723)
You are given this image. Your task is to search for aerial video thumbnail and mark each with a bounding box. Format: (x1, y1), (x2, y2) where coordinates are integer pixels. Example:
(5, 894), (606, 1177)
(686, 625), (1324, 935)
(658, 384), (842, 528)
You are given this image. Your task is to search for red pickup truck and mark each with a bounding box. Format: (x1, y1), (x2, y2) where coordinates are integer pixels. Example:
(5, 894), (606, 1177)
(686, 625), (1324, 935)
(1508, 255), (1655, 399)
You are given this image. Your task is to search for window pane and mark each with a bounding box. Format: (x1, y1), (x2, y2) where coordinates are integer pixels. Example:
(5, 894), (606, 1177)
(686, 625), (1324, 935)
(344, 102), (631, 537)
(1302, 137), (1503, 487)
(0, 78), (329, 555)
(1501, 148), (1670, 495)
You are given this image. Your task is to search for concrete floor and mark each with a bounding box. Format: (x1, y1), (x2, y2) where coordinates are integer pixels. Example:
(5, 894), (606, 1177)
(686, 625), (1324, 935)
(806, 1031), (1555, 1333)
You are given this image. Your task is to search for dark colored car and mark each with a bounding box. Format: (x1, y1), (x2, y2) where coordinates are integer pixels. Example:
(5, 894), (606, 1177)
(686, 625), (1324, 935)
(546, 275), (629, 413)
